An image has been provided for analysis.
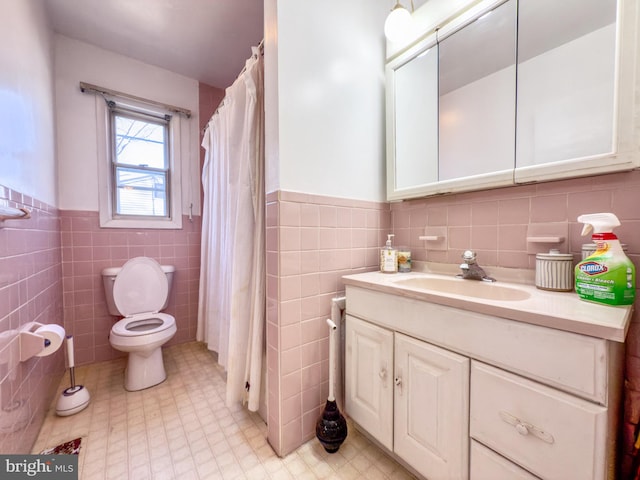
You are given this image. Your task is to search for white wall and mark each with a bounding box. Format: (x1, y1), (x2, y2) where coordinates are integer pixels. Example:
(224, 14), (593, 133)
(54, 35), (201, 214)
(265, 0), (389, 202)
(0, 1), (57, 206)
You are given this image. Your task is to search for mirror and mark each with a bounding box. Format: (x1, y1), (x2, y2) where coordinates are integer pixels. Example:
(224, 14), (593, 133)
(438, 0), (517, 181)
(386, 0), (636, 201)
(393, 47), (439, 190)
(515, 0), (617, 169)
(390, 43), (439, 193)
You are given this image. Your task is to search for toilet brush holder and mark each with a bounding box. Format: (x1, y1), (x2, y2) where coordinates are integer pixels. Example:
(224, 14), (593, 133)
(56, 336), (90, 416)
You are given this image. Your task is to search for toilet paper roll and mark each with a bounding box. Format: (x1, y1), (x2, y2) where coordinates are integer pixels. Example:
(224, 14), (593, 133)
(34, 324), (65, 357)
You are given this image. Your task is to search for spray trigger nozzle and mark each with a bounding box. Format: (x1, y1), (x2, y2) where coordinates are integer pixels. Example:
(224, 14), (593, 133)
(580, 223), (593, 237)
(577, 213), (621, 236)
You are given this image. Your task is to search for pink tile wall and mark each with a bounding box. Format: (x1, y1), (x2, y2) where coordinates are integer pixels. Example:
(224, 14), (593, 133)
(268, 171), (640, 462)
(266, 190), (391, 456)
(0, 185), (64, 454)
(198, 83), (225, 133)
(60, 210), (201, 366)
(392, 171), (640, 270)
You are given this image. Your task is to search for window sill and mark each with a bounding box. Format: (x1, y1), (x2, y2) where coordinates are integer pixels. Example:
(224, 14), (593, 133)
(99, 216), (183, 229)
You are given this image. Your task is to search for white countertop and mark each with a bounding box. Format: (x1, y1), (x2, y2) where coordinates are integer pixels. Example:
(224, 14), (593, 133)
(342, 271), (633, 342)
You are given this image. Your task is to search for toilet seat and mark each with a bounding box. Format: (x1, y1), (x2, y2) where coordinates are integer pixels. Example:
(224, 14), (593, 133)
(113, 257), (168, 317)
(111, 313), (175, 338)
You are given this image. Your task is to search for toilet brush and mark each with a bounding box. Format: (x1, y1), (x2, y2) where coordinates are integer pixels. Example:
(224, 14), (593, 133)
(55, 336), (90, 416)
(316, 319), (347, 453)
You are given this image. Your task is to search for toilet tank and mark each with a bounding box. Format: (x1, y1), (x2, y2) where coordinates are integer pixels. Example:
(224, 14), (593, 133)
(101, 264), (175, 316)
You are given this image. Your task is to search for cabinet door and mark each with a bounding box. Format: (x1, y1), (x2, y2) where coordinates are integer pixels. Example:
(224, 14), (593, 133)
(514, 0), (639, 183)
(394, 332), (470, 480)
(345, 315), (394, 450)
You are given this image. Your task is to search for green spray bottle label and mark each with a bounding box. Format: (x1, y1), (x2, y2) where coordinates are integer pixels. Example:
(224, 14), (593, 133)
(575, 233), (635, 306)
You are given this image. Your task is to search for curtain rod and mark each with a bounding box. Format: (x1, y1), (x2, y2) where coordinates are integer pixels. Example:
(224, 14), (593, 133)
(201, 40), (264, 135)
(79, 81), (192, 118)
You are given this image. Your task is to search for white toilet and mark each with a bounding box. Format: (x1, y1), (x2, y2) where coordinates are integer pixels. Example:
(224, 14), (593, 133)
(101, 257), (177, 391)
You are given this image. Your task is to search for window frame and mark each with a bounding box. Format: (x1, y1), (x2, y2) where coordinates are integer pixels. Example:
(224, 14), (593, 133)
(110, 107), (171, 219)
(96, 96), (183, 229)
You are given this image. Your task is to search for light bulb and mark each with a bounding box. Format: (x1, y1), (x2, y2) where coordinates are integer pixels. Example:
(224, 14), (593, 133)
(384, 4), (414, 43)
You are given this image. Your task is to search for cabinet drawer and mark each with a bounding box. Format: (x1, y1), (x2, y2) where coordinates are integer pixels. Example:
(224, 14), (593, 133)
(470, 362), (607, 480)
(470, 441), (539, 480)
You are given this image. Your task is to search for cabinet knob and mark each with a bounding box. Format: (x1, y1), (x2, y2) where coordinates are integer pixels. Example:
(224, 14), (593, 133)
(379, 368), (387, 380)
(515, 422), (529, 436)
(394, 376), (402, 386)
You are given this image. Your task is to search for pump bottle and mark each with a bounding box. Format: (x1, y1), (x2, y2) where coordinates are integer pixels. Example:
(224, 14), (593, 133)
(575, 213), (635, 306)
(380, 234), (398, 273)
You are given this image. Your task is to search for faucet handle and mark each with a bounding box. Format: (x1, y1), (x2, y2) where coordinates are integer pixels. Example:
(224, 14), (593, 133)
(462, 250), (477, 263)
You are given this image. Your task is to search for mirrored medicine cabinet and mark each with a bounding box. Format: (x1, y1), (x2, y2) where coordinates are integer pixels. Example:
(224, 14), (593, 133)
(386, 0), (639, 201)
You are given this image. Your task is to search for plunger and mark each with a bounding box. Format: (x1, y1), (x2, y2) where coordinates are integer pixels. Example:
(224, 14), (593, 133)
(55, 336), (90, 416)
(316, 319), (347, 453)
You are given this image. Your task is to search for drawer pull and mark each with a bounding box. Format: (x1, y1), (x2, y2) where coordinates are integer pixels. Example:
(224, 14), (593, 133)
(499, 411), (555, 445)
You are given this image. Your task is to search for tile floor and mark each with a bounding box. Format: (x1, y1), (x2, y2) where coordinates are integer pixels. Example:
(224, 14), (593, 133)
(33, 342), (416, 479)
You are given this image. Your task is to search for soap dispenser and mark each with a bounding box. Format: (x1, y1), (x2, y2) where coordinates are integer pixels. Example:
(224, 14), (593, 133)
(380, 234), (398, 273)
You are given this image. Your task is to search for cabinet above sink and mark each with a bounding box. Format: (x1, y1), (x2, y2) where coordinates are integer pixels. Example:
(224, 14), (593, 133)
(386, 0), (640, 201)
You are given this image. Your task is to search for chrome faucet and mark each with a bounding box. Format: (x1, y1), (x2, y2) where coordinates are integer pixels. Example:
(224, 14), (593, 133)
(456, 250), (496, 282)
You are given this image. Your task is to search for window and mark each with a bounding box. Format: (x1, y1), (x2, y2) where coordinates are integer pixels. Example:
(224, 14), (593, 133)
(96, 97), (183, 229)
(111, 109), (170, 218)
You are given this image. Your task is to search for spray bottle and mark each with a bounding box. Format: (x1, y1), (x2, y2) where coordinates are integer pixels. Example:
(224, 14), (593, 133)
(575, 213), (635, 306)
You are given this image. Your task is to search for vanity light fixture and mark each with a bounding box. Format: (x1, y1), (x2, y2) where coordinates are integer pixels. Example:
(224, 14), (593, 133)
(384, 0), (415, 43)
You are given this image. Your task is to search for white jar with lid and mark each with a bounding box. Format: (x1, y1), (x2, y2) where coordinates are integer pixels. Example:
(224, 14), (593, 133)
(535, 249), (574, 291)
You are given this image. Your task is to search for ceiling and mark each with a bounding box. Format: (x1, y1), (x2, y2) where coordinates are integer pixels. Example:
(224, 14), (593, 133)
(44, 0), (264, 89)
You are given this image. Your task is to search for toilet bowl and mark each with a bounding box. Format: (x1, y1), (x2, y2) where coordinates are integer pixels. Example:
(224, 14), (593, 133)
(102, 257), (177, 391)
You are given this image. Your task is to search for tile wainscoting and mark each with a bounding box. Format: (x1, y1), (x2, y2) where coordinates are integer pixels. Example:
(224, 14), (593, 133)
(60, 210), (201, 366)
(265, 190), (391, 456)
(0, 185), (63, 453)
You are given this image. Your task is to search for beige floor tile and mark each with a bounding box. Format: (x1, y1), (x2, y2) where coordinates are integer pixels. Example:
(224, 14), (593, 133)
(33, 342), (414, 480)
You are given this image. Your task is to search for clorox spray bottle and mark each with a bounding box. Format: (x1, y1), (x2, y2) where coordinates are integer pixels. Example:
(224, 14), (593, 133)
(575, 213), (635, 306)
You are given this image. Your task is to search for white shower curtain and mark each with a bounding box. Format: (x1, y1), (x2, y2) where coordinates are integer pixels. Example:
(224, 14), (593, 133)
(198, 45), (265, 411)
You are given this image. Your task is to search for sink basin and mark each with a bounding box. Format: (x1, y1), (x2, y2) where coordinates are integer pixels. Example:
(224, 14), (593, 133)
(393, 276), (531, 301)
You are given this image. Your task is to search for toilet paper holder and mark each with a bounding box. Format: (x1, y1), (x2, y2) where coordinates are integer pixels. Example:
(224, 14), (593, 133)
(18, 322), (64, 362)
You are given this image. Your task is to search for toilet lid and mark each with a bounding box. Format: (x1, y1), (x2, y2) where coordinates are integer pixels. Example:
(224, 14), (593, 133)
(113, 257), (168, 316)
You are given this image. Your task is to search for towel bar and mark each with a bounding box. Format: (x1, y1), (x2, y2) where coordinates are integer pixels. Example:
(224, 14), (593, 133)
(0, 205), (31, 222)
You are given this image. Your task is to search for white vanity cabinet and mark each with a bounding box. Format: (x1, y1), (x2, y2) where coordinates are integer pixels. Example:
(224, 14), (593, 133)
(346, 315), (470, 479)
(344, 282), (625, 480)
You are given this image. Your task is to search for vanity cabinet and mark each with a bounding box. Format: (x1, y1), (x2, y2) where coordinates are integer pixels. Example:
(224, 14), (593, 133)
(344, 284), (624, 480)
(346, 315), (469, 479)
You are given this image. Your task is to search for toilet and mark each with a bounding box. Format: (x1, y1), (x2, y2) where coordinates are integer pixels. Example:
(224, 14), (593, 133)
(101, 257), (177, 391)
